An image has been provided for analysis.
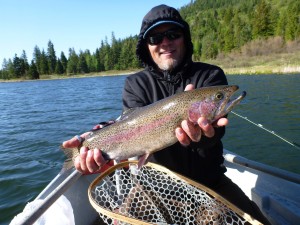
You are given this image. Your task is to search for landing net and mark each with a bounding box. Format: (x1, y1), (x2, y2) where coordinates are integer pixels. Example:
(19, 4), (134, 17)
(88, 161), (262, 225)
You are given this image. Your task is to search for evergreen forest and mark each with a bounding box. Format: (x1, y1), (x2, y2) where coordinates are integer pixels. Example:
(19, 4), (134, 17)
(1, 0), (299, 80)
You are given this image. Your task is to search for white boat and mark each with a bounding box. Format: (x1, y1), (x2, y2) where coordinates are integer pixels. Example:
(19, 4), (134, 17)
(223, 150), (300, 225)
(10, 150), (300, 225)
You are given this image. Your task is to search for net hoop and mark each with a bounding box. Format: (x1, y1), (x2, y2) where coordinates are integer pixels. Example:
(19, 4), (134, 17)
(88, 161), (262, 225)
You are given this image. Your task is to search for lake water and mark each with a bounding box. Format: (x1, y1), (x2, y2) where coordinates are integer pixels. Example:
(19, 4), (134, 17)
(0, 74), (299, 224)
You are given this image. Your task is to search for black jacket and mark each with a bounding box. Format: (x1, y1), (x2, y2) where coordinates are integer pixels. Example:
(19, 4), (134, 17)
(122, 5), (228, 185)
(123, 61), (228, 185)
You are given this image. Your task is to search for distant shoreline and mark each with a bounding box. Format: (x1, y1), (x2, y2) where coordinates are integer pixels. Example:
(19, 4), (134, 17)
(1, 65), (300, 83)
(0, 69), (139, 83)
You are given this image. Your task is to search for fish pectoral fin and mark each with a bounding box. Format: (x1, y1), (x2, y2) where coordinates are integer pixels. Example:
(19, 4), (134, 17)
(137, 153), (151, 169)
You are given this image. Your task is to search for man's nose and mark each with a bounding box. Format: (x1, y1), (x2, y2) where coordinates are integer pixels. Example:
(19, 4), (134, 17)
(161, 36), (171, 45)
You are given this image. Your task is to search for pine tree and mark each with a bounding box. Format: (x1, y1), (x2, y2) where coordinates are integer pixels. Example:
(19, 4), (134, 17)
(233, 12), (251, 49)
(67, 48), (78, 74)
(224, 24), (235, 52)
(275, 10), (287, 38)
(111, 32), (121, 70)
(7, 59), (14, 77)
(98, 43), (106, 71)
(12, 54), (24, 78)
(33, 45), (42, 74)
(252, 0), (273, 39)
(28, 60), (39, 79)
(39, 50), (49, 75)
(102, 37), (112, 71)
(94, 48), (102, 72)
(193, 39), (201, 61)
(119, 39), (132, 70)
(285, 1), (300, 41)
(130, 37), (140, 68)
(60, 52), (68, 74)
(1, 58), (11, 79)
(82, 50), (95, 72)
(201, 32), (218, 59)
(47, 40), (57, 74)
(20, 50), (29, 76)
(55, 59), (64, 74)
(77, 51), (89, 74)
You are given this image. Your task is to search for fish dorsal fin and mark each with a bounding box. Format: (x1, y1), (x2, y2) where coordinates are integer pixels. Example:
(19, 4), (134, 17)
(119, 108), (139, 121)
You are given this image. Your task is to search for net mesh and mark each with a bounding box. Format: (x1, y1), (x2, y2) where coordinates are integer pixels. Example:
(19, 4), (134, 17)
(88, 161), (260, 225)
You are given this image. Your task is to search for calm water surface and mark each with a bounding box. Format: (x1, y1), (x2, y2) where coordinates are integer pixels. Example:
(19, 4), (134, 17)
(0, 74), (299, 224)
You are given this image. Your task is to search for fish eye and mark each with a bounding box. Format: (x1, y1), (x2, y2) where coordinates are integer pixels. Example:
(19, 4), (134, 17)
(215, 92), (224, 100)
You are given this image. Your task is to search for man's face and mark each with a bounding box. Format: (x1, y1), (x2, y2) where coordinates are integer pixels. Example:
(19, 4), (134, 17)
(147, 24), (186, 71)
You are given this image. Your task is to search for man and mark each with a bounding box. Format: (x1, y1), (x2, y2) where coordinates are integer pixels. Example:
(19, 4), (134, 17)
(63, 4), (270, 224)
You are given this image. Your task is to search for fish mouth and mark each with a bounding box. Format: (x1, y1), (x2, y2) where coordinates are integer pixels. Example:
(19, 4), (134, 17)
(226, 90), (247, 112)
(216, 89), (247, 120)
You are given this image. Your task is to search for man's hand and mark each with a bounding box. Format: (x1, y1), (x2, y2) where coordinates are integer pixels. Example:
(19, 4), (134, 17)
(175, 84), (229, 146)
(74, 146), (106, 174)
(62, 128), (108, 174)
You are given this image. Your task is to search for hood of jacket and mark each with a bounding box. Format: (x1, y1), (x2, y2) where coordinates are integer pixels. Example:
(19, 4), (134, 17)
(136, 4), (193, 72)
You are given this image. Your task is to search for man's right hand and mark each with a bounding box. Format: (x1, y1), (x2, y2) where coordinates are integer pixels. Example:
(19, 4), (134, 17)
(74, 146), (107, 174)
(62, 127), (108, 174)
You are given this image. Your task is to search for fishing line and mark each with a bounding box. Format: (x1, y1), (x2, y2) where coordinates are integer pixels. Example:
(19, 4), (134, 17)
(231, 111), (300, 150)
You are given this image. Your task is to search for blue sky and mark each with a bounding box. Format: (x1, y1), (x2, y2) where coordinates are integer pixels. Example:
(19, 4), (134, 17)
(0, 0), (191, 66)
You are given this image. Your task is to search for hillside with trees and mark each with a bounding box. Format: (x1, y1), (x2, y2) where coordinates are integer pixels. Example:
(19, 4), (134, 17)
(181, 0), (299, 59)
(1, 0), (299, 80)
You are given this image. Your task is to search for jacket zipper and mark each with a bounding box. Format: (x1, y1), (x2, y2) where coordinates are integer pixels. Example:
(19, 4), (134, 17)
(164, 71), (173, 96)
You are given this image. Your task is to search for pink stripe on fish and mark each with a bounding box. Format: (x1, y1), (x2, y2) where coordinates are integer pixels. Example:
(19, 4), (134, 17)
(102, 114), (176, 145)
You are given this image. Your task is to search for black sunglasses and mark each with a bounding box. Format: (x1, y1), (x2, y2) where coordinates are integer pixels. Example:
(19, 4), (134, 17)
(147, 30), (183, 45)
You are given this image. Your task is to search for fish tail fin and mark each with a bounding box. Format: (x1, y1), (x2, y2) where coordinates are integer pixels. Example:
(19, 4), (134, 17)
(60, 145), (80, 171)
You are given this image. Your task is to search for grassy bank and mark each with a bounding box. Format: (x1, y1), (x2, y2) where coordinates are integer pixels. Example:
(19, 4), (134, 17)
(206, 51), (300, 75)
(39, 69), (139, 80)
(206, 39), (300, 75)
(0, 69), (140, 82)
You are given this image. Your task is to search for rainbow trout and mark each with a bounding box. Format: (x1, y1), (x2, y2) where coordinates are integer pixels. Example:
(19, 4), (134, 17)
(62, 85), (246, 169)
